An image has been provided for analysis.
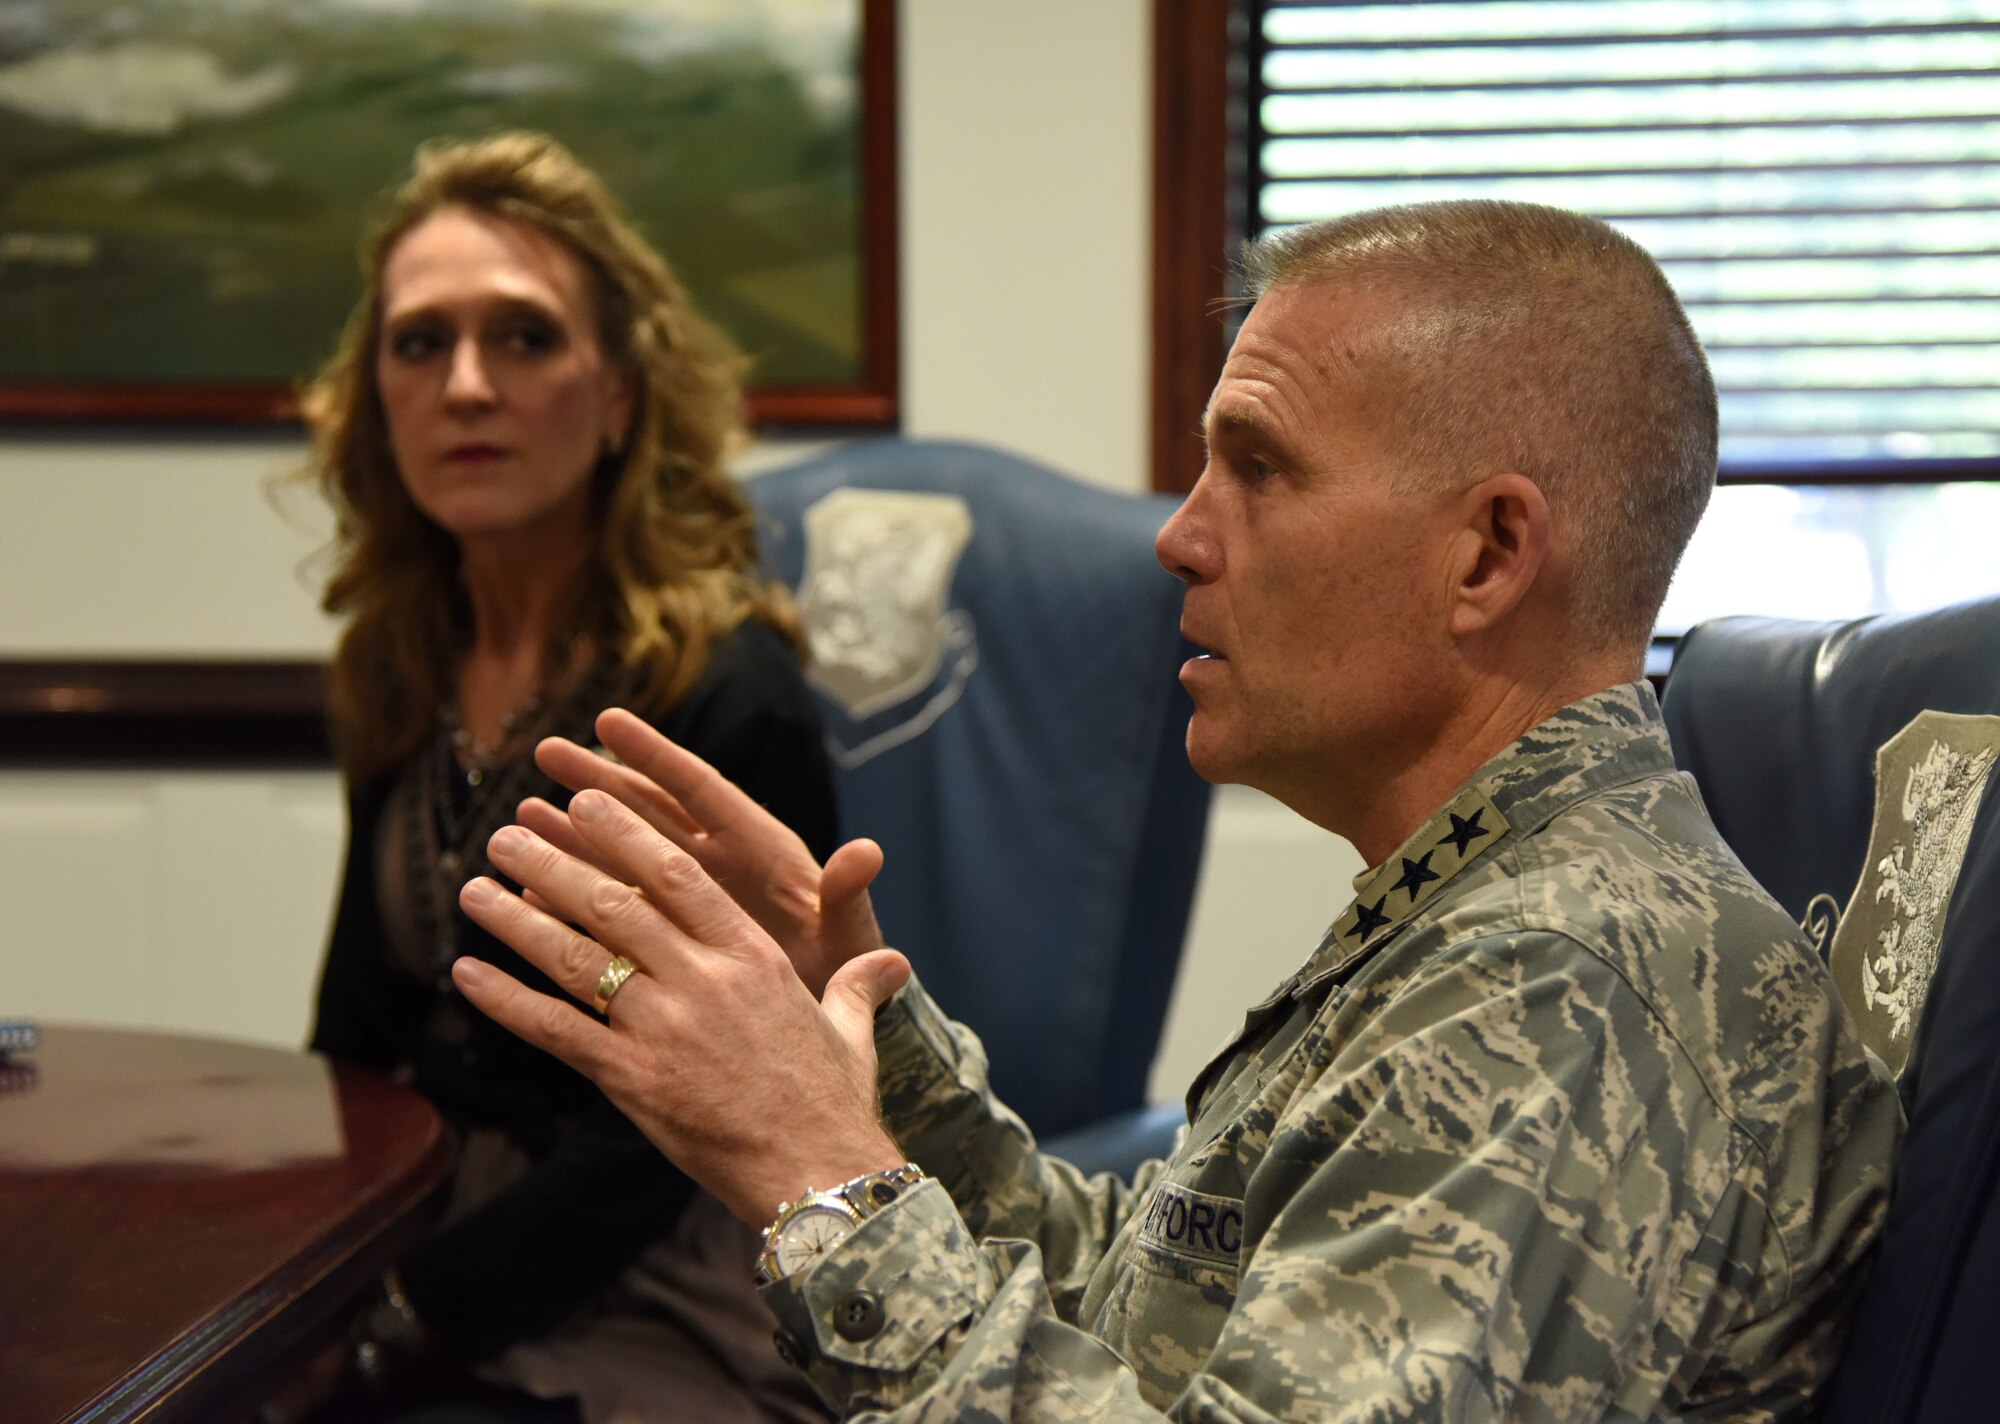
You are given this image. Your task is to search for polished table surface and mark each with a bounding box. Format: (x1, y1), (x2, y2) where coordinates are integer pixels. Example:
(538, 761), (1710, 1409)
(0, 1026), (452, 1424)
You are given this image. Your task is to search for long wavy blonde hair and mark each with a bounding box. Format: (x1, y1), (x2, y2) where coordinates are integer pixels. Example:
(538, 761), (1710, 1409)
(303, 132), (800, 782)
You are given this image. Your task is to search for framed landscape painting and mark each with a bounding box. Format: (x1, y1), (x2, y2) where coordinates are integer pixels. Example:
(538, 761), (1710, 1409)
(0, 0), (896, 424)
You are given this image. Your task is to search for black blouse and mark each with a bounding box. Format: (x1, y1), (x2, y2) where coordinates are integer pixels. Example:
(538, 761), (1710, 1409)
(309, 619), (838, 1360)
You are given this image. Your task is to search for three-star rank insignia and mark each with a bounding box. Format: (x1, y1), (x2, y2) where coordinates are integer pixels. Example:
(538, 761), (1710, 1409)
(1328, 787), (1511, 953)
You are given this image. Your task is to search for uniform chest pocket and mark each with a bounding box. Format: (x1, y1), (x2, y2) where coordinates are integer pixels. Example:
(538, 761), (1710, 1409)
(1091, 1183), (1244, 1405)
(1138, 1182), (1245, 1278)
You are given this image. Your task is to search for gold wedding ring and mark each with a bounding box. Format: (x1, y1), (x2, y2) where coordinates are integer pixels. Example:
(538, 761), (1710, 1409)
(595, 955), (637, 1010)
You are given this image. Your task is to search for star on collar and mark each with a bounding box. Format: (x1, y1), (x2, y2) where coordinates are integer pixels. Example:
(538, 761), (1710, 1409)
(1388, 850), (1441, 902)
(1346, 896), (1391, 940)
(1442, 808), (1490, 856)
(1324, 786), (1511, 960)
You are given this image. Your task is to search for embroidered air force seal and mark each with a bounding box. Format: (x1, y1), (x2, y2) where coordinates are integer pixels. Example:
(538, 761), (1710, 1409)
(1828, 709), (2000, 1076)
(796, 488), (977, 769)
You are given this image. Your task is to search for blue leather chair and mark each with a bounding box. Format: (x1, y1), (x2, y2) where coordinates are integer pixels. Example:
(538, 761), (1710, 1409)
(746, 439), (1210, 1171)
(1662, 595), (2000, 1423)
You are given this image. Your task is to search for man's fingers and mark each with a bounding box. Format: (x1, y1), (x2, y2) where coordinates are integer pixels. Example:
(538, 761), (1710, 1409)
(459, 873), (622, 1005)
(824, 838), (885, 902)
(480, 816), (684, 972)
(517, 798), (681, 916)
(535, 733), (703, 843)
(518, 796), (592, 863)
(820, 839), (888, 967)
(568, 789), (759, 949)
(450, 955), (619, 1079)
(595, 709), (762, 835)
(820, 949), (912, 1051)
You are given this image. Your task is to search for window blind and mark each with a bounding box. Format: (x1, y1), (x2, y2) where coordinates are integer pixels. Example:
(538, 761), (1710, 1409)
(1251, 0), (2000, 472)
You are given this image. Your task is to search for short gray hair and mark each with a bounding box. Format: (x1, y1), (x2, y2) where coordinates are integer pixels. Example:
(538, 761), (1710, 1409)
(1246, 200), (1716, 652)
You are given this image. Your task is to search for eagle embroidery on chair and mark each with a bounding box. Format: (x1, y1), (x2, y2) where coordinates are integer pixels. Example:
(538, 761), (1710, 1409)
(795, 487), (977, 770)
(1828, 710), (2000, 1076)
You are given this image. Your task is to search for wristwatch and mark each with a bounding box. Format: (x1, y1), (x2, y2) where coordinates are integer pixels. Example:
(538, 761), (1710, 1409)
(755, 1163), (926, 1286)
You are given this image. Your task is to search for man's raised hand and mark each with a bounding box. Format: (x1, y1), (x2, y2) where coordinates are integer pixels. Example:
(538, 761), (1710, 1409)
(452, 786), (909, 1226)
(518, 708), (885, 996)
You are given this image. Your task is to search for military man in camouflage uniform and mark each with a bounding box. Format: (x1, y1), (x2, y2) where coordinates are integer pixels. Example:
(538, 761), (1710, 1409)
(452, 201), (1902, 1421)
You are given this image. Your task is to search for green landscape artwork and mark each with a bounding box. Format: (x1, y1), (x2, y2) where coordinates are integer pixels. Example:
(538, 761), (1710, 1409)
(0, 0), (868, 405)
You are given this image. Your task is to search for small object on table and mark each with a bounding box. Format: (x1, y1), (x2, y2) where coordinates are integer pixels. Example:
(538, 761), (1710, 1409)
(0, 1020), (39, 1090)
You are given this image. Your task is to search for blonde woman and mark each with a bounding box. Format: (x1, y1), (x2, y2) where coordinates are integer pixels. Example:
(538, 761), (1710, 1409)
(297, 133), (833, 1424)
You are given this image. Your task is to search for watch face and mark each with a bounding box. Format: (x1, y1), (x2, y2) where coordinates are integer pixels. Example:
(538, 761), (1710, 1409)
(774, 1203), (858, 1276)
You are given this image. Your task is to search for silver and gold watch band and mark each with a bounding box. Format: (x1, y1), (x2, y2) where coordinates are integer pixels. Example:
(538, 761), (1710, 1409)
(755, 1163), (926, 1286)
(840, 1162), (927, 1215)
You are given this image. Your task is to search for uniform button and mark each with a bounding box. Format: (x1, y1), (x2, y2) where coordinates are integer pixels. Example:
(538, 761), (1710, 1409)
(772, 1328), (804, 1367)
(833, 1289), (885, 1342)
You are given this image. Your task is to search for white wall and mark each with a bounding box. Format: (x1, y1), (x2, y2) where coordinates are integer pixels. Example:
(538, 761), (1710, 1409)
(0, 771), (345, 1048)
(0, 0), (1358, 1097)
(897, 0), (1150, 489)
(0, 437), (334, 656)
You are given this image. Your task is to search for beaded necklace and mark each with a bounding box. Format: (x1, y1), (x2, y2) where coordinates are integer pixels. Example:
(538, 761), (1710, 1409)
(406, 659), (619, 981)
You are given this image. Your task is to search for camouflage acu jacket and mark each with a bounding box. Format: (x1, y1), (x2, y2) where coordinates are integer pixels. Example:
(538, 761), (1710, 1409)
(761, 683), (1902, 1421)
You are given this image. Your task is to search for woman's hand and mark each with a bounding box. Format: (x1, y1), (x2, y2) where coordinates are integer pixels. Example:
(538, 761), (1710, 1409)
(519, 708), (884, 996)
(453, 789), (909, 1225)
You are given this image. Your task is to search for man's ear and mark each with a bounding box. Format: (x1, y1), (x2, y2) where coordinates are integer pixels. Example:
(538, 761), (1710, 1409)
(1447, 472), (1551, 637)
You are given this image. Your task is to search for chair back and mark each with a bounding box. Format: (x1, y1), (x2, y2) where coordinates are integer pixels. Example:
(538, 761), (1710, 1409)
(746, 439), (1211, 1140)
(1662, 595), (2000, 1424)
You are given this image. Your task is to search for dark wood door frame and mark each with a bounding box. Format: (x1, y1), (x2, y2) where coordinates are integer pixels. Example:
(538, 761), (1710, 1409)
(1151, 0), (1237, 495)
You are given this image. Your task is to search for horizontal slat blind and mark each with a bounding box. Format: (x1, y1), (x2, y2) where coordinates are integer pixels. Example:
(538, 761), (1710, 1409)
(1253, 0), (2000, 471)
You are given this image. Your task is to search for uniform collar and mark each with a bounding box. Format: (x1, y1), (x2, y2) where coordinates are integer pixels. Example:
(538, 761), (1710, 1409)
(1290, 681), (1675, 995)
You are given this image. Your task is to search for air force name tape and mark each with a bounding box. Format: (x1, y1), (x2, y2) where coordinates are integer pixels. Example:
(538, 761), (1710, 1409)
(1138, 1182), (1244, 1270)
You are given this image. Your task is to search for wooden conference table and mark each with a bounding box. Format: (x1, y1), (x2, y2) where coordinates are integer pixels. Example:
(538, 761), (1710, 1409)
(0, 1026), (453, 1423)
